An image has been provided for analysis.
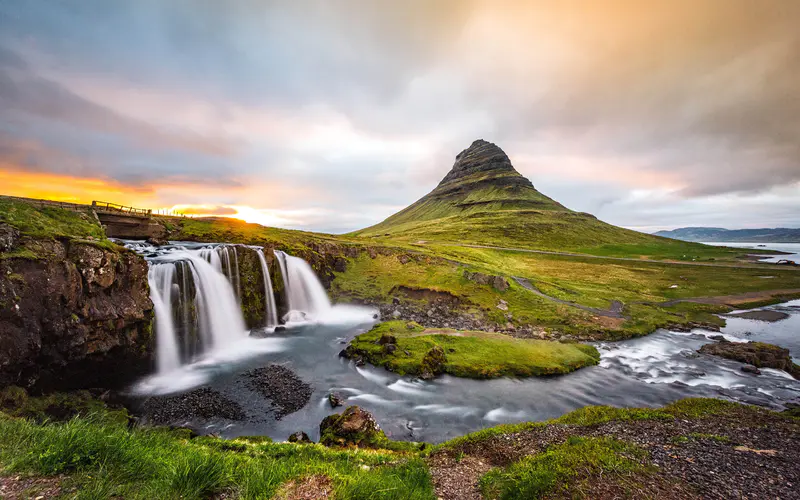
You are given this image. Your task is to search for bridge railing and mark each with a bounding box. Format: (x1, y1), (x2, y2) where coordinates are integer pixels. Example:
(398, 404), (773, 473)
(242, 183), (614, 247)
(92, 201), (152, 217)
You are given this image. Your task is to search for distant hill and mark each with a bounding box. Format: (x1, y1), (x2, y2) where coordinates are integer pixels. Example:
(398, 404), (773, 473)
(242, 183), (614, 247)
(351, 140), (716, 257)
(654, 227), (800, 243)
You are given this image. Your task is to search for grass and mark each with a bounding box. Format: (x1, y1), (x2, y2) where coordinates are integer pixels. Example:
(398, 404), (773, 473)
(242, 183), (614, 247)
(479, 436), (650, 499)
(332, 246), (800, 340)
(346, 321), (600, 378)
(0, 412), (435, 500)
(0, 198), (106, 241)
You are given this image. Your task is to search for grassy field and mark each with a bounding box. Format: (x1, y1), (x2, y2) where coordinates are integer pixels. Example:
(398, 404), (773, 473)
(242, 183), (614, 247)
(1, 396), (792, 499)
(331, 247), (800, 339)
(345, 321), (600, 378)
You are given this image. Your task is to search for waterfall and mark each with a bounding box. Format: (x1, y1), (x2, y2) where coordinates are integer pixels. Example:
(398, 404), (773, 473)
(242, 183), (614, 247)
(183, 254), (247, 350)
(130, 241), (339, 376)
(256, 249), (279, 327)
(148, 264), (181, 373)
(274, 250), (331, 322)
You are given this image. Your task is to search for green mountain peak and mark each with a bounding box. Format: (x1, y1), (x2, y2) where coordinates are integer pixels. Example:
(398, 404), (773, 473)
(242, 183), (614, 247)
(353, 140), (663, 252)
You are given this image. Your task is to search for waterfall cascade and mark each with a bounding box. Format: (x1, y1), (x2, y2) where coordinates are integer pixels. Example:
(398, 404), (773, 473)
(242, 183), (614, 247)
(129, 242), (334, 375)
(274, 250), (332, 322)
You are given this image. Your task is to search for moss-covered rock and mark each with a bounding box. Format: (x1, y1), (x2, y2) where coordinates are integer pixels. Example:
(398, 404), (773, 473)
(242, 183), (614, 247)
(419, 345), (447, 380)
(699, 340), (800, 379)
(319, 406), (386, 447)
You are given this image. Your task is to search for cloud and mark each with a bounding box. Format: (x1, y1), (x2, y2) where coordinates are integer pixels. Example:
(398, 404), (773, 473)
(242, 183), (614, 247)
(0, 0), (798, 232)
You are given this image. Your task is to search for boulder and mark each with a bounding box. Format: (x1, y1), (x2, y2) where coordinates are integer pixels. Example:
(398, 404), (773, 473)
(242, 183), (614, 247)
(741, 365), (761, 375)
(463, 270), (510, 291)
(699, 340), (800, 379)
(419, 345), (447, 380)
(328, 392), (344, 408)
(288, 431), (312, 443)
(319, 406), (383, 447)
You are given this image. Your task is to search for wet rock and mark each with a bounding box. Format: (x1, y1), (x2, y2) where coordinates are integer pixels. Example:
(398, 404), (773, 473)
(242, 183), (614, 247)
(243, 365), (313, 419)
(420, 345), (447, 380)
(145, 236), (168, 246)
(319, 406), (383, 447)
(708, 335), (726, 341)
(741, 365), (761, 375)
(699, 340), (800, 379)
(288, 431), (312, 443)
(140, 387), (246, 424)
(274, 325), (287, 332)
(328, 392), (344, 408)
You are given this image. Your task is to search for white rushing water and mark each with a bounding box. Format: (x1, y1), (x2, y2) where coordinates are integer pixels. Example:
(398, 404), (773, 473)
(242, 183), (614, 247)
(274, 250), (332, 322)
(148, 264), (180, 373)
(255, 248), (279, 327)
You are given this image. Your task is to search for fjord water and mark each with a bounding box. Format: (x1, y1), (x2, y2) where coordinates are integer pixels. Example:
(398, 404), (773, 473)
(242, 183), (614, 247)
(129, 241), (800, 443)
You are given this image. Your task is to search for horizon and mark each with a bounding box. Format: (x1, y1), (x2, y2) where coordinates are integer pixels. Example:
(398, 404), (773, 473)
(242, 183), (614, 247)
(1, 1), (799, 233)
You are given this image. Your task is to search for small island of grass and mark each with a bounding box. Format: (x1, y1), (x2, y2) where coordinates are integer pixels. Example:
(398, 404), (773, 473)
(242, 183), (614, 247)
(344, 321), (600, 379)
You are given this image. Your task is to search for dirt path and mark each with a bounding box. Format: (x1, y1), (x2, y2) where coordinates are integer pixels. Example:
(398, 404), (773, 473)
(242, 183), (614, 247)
(452, 243), (800, 271)
(427, 406), (800, 499)
(513, 277), (624, 318)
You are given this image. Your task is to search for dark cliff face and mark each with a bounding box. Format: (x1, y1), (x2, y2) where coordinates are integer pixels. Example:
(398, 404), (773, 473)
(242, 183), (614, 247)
(0, 229), (154, 392)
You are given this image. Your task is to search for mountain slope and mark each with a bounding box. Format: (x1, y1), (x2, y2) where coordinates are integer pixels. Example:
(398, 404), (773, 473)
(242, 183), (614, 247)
(353, 140), (708, 257)
(656, 227), (800, 243)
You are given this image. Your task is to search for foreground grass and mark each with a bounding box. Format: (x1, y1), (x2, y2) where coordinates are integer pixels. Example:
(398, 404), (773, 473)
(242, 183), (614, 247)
(0, 413), (434, 499)
(0, 396), (789, 499)
(479, 436), (650, 499)
(347, 321), (600, 378)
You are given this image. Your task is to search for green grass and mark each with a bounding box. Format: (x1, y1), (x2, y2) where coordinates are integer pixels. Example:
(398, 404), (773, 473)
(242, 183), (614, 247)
(0, 412), (435, 500)
(332, 247), (800, 340)
(479, 436), (650, 499)
(346, 321), (600, 379)
(0, 198), (106, 241)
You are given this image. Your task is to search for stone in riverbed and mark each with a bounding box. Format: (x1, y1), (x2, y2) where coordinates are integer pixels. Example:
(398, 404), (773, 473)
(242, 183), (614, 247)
(288, 431), (311, 443)
(328, 392), (344, 408)
(699, 340), (800, 379)
(741, 365), (761, 375)
(319, 406), (384, 447)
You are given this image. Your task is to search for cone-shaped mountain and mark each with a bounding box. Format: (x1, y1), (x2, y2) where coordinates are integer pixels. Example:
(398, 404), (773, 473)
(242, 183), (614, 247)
(353, 140), (665, 252)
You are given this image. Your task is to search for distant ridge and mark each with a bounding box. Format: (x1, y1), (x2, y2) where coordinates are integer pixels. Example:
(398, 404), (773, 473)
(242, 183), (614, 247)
(655, 227), (800, 243)
(352, 140), (676, 252)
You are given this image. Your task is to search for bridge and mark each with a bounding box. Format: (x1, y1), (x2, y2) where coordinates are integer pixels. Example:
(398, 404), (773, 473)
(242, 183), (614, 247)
(1, 195), (169, 241)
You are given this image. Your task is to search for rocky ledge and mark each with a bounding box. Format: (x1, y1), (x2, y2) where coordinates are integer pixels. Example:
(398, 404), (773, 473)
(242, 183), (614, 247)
(0, 232), (153, 391)
(699, 339), (800, 379)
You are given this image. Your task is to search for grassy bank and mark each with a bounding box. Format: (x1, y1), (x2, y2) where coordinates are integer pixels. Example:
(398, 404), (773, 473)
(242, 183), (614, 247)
(345, 321), (600, 378)
(1, 397), (795, 499)
(0, 412), (434, 499)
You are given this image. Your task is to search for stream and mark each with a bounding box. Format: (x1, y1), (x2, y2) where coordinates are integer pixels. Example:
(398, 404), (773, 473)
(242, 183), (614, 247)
(126, 241), (800, 444)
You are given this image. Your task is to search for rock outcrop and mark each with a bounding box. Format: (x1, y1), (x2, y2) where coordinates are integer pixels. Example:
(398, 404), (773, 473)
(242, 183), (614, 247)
(319, 406), (385, 447)
(699, 340), (800, 379)
(0, 237), (154, 391)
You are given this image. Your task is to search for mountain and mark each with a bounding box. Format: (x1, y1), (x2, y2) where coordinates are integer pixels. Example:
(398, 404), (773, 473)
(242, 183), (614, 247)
(655, 227), (800, 243)
(353, 140), (674, 252)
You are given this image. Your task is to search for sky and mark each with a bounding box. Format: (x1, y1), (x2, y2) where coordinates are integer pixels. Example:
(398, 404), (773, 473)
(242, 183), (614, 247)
(0, 0), (798, 234)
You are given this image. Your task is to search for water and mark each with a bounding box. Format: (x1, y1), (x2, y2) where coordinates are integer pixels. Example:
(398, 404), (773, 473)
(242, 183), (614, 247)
(128, 240), (800, 443)
(255, 249), (279, 327)
(702, 241), (800, 264)
(274, 250), (332, 323)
